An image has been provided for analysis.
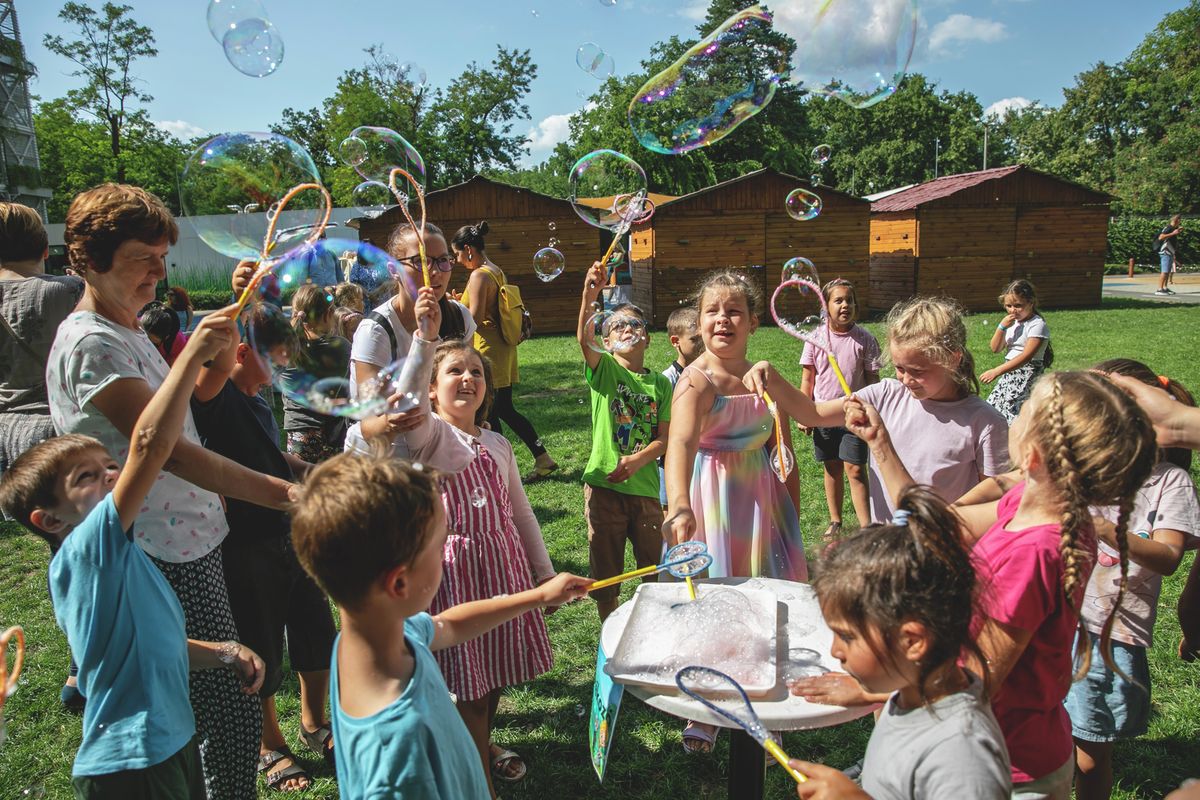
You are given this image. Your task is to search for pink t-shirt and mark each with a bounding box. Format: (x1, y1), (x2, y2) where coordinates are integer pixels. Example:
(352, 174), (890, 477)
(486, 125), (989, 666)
(854, 379), (1009, 521)
(972, 483), (1095, 784)
(800, 323), (882, 402)
(1085, 462), (1200, 647)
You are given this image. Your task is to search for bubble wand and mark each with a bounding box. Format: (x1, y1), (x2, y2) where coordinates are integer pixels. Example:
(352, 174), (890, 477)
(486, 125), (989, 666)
(762, 391), (790, 481)
(386, 166), (431, 288)
(770, 278), (852, 396)
(587, 541), (711, 592)
(0, 626), (25, 717)
(232, 182), (333, 316)
(596, 192), (655, 287)
(675, 666), (808, 784)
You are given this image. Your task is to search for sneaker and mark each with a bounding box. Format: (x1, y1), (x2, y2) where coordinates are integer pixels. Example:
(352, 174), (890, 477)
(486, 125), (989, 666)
(1166, 288), (1177, 294)
(1155, 290), (1170, 295)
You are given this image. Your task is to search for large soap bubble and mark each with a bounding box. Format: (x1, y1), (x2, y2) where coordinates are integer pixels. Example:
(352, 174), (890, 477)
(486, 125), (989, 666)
(180, 131), (325, 262)
(629, 6), (790, 154)
(351, 180), (396, 220)
(782, 256), (819, 286)
(584, 308), (646, 354)
(568, 150), (648, 230)
(222, 18), (284, 78)
(338, 126), (426, 189)
(533, 247), (565, 283)
(784, 187), (822, 221)
(576, 42), (615, 80)
(776, 0), (918, 108)
(206, 0), (267, 42)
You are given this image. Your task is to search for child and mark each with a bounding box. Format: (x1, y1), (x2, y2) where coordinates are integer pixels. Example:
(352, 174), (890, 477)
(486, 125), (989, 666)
(788, 486), (1011, 799)
(662, 306), (704, 385)
(141, 305), (189, 366)
(290, 453), (590, 800)
(578, 263), (673, 623)
(840, 371), (1157, 797)
(165, 286), (194, 331)
(281, 285), (352, 462)
(191, 305), (339, 792)
(333, 305), (363, 340)
(983, 279), (1052, 423)
(1067, 359), (1200, 800)
(388, 287), (559, 789)
(0, 309), (267, 798)
(798, 278), (881, 541)
(333, 282), (366, 314)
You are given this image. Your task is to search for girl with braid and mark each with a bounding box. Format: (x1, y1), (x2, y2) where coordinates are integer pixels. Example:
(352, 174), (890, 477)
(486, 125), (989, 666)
(837, 371), (1157, 800)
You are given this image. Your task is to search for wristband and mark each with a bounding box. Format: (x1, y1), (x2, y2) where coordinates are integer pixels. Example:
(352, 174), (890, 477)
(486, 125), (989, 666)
(217, 640), (240, 665)
(997, 324), (1009, 331)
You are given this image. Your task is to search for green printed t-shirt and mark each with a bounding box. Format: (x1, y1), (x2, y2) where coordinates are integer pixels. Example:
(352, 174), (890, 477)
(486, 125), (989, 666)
(583, 353), (673, 499)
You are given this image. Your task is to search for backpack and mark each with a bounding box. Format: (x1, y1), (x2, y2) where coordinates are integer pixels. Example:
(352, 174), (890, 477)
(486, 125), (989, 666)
(483, 267), (533, 345)
(365, 301), (467, 362)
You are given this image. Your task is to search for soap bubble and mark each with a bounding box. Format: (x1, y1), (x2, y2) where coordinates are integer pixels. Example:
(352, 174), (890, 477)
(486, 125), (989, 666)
(222, 18), (283, 77)
(568, 150), (648, 230)
(351, 180), (396, 220)
(338, 126), (426, 188)
(179, 131), (325, 262)
(598, 0), (617, 5)
(811, 144), (832, 164)
(533, 247), (565, 283)
(628, 6), (790, 155)
(768, 443), (795, 481)
(548, 237), (560, 248)
(548, 221), (557, 231)
(809, 173), (821, 187)
(775, 0), (919, 109)
(396, 61), (427, 89)
(576, 42), (615, 80)
(782, 256), (819, 286)
(584, 309), (646, 354)
(206, 0), (267, 42)
(771, 278), (826, 344)
(665, 541), (712, 577)
(784, 188), (822, 222)
(605, 242), (626, 269)
(470, 487), (488, 508)
(530, 9), (539, 17)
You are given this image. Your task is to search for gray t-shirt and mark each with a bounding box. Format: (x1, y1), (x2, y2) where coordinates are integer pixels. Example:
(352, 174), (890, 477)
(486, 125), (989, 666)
(1002, 314), (1049, 363)
(862, 675), (1011, 800)
(0, 274), (84, 414)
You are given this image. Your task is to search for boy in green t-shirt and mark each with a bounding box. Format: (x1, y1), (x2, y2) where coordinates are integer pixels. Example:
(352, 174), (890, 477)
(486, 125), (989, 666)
(577, 263), (673, 621)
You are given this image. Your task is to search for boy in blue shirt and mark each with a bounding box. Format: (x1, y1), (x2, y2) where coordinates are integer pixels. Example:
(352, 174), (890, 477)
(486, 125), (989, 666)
(290, 452), (591, 800)
(0, 308), (266, 799)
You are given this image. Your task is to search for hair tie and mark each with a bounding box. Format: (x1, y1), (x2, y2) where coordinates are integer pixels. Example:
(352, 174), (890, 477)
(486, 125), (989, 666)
(892, 509), (911, 527)
(469, 225), (479, 237)
(1158, 375), (1171, 389)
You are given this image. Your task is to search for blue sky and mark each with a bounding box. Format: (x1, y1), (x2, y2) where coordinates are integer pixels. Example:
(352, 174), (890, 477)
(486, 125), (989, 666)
(19, 0), (1183, 166)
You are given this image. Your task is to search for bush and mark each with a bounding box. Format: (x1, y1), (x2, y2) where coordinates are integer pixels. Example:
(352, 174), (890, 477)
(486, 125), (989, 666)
(1108, 216), (1197, 266)
(188, 288), (233, 310)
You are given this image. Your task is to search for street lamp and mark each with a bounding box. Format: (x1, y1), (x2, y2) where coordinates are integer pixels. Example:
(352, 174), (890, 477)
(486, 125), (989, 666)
(226, 203), (260, 214)
(934, 138), (940, 179)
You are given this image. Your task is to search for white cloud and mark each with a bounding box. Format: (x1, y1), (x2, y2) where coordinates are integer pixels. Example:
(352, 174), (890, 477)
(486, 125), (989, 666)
(984, 96), (1032, 119)
(526, 113), (573, 153)
(929, 14), (1008, 56)
(156, 119), (207, 141)
(677, 0), (707, 21)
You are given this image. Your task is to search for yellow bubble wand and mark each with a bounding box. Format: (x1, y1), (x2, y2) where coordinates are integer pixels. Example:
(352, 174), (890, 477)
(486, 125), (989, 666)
(1, 625), (25, 719)
(770, 279), (853, 397)
(386, 166), (431, 288)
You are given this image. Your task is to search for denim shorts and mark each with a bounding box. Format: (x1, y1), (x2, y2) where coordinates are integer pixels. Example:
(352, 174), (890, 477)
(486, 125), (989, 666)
(1063, 634), (1150, 742)
(1161, 251), (1174, 272)
(812, 426), (869, 466)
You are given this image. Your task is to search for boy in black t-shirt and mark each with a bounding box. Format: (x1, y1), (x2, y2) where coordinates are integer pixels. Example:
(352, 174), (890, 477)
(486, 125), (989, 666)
(191, 306), (337, 792)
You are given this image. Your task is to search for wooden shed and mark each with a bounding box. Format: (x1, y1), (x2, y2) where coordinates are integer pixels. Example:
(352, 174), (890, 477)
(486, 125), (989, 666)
(868, 165), (1112, 312)
(358, 175), (630, 334)
(629, 169), (871, 327)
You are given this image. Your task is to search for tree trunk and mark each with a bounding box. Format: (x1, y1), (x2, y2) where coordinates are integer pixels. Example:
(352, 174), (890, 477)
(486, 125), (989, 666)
(110, 116), (124, 183)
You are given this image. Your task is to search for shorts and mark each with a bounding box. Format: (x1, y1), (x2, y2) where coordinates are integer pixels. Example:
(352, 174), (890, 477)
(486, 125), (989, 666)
(1063, 635), (1150, 743)
(72, 737), (204, 800)
(1161, 251), (1174, 273)
(584, 483), (664, 603)
(221, 535), (338, 697)
(812, 426), (868, 466)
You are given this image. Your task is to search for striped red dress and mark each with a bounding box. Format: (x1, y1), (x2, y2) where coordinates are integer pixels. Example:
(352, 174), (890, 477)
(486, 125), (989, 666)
(430, 442), (553, 700)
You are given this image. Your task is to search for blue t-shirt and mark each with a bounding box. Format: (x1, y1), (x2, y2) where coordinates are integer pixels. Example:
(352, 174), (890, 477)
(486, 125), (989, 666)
(330, 614), (489, 800)
(49, 494), (194, 777)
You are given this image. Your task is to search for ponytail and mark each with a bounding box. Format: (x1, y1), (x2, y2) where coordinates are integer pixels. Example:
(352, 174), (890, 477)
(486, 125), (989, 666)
(452, 220), (489, 252)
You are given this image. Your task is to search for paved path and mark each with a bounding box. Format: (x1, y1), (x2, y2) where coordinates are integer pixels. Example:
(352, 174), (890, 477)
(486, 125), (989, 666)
(1103, 273), (1200, 305)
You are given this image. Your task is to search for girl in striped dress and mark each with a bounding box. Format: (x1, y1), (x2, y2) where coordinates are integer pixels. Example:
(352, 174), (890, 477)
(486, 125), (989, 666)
(390, 287), (556, 792)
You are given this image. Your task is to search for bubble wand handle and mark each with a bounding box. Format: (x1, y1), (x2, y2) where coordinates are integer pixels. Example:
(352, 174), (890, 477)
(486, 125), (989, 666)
(232, 182), (332, 317)
(587, 563), (662, 592)
(762, 391), (788, 480)
(598, 227), (626, 287)
(685, 576), (697, 600)
(388, 167), (429, 288)
(1, 626), (25, 711)
(762, 738), (808, 784)
(826, 353), (852, 397)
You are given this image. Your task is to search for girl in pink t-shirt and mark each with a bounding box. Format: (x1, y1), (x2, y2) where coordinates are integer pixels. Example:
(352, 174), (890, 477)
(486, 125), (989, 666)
(843, 371), (1156, 798)
(798, 279), (881, 542)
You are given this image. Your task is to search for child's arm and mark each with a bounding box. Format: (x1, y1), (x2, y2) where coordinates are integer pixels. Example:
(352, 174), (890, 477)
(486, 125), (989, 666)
(663, 371), (710, 546)
(607, 421), (669, 485)
(970, 617), (1035, 689)
(742, 361), (844, 427)
(980, 337), (1045, 384)
(797, 365), (816, 434)
(187, 639), (266, 694)
(988, 314), (1014, 354)
(431, 573), (592, 651)
(193, 316), (239, 403)
(112, 309), (238, 530)
(789, 760), (873, 799)
(1094, 518), (1186, 576)
(282, 452), (313, 481)
(577, 262), (605, 370)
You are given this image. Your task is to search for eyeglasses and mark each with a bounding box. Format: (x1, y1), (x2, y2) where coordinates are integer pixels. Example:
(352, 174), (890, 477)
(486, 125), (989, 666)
(398, 254), (455, 273)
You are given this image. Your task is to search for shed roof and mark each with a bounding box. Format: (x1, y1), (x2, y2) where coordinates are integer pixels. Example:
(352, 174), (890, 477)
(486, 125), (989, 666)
(657, 167), (869, 210)
(870, 165), (1112, 212)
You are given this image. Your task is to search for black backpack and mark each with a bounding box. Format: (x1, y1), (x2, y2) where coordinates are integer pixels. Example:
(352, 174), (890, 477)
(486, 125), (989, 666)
(366, 299), (466, 361)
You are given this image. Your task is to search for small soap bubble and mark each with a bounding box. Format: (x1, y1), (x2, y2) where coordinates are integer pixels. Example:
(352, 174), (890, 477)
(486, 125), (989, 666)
(530, 8), (539, 16)
(768, 444), (795, 481)
(568, 150), (648, 231)
(811, 144), (832, 164)
(351, 180), (396, 220)
(628, 6), (789, 154)
(574, 703), (587, 717)
(221, 18), (284, 78)
(784, 188), (822, 222)
(809, 173), (821, 187)
(548, 237), (560, 248)
(576, 42), (615, 80)
(338, 126), (426, 188)
(206, 0), (267, 42)
(19, 785), (45, 799)
(548, 221), (557, 231)
(585, 309), (646, 355)
(470, 487), (488, 508)
(533, 247), (565, 283)
(782, 256), (819, 286)
(396, 61), (428, 90)
(598, 0), (617, 5)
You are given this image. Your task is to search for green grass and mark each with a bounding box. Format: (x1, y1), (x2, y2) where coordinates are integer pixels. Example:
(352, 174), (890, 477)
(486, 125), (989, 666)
(3, 298), (1199, 798)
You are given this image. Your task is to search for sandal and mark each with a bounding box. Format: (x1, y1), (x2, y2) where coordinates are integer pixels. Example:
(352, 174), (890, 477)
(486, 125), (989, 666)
(258, 748), (310, 792)
(490, 745), (528, 783)
(821, 521), (842, 545)
(299, 723), (335, 767)
(682, 721), (716, 754)
(522, 463), (559, 483)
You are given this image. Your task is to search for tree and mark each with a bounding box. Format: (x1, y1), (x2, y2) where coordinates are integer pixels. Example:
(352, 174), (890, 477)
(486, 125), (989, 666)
(42, 2), (157, 182)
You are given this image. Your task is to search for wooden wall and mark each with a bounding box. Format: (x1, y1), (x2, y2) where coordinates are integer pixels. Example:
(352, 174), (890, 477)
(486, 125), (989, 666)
(915, 207), (1017, 309)
(868, 212), (917, 312)
(1013, 207), (1109, 308)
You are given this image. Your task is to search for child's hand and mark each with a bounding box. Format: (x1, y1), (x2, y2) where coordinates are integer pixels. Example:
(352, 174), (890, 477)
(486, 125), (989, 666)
(844, 397), (888, 448)
(788, 672), (871, 707)
(606, 455), (639, 484)
(414, 286), (441, 340)
(742, 361), (776, 397)
(663, 508), (696, 546)
(980, 367), (1002, 384)
(796, 421), (813, 437)
(583, 262), (605, 302)
(228, 642), (267, 695)
(537, 572), (593, 608)
(231, 260), (258, 295)
(384, 406), (426, 436)
(999, 313), (1015, 329)
(791, 760), (873, 799)
(186, 305), (239, 362)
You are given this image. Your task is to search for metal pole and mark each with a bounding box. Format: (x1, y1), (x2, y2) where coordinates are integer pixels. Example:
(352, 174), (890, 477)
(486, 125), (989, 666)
(983, 125), (989, 170)
(935, 138), (940, 179)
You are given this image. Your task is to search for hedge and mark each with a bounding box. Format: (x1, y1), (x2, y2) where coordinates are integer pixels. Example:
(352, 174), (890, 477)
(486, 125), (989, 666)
(1108, 216), (1197, 266)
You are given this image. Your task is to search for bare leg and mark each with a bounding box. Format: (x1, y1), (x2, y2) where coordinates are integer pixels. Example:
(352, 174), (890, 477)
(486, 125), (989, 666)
(485, 689), (525, 782)
(822, 459), (845, 524)
(261, 694), (309, 791)
(457, 694), (497, 798)
(1074, 739), (1114, 800)
(845, 462), (871, 528)
(298, 670), (330, 734)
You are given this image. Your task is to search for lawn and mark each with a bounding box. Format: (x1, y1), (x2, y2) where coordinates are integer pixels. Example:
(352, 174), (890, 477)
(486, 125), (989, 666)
(2, 297), (1198, 799)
